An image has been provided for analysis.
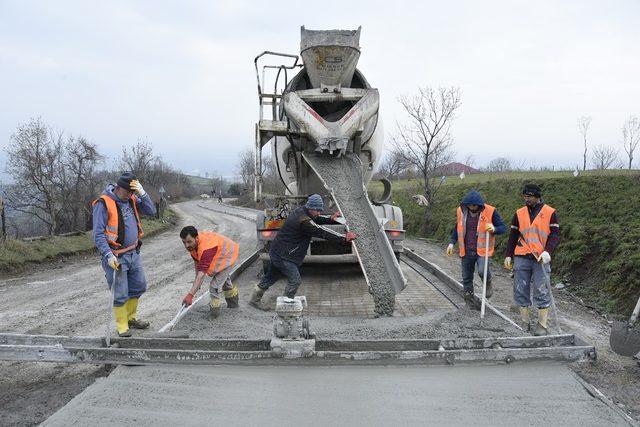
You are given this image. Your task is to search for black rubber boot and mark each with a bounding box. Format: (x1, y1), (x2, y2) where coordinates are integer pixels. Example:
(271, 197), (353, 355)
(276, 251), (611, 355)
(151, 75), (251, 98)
(225, 295), (239, 308)
(249, 286), (269, 311)
(485, 280), (493, 299)
(464, 291), (478, 310)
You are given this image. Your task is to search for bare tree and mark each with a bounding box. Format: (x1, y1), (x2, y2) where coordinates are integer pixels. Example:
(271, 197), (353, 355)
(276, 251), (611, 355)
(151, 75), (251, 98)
(486, 157), (513, 172)
(591, 145), (618, 170)
(622, 116), (640, 170)
(392, 87), (461, 213)
(118, 138), (158, 178)
(237, 148), (255, 191)
(578, 116), (592, 171)
(63, 136), (103, 231)
(378, 149), (409, 180)
(4, 118), (65, 235)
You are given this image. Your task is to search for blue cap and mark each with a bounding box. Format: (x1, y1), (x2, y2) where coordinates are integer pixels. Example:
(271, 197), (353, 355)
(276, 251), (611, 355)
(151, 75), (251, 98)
(305, 194), (324, 211)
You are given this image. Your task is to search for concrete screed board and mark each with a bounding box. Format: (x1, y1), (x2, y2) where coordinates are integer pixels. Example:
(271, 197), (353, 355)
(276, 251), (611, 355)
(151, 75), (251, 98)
(43, 362), (630, 426)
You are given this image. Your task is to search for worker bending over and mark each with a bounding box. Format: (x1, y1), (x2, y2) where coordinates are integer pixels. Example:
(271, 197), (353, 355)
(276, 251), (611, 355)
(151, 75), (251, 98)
(180, 226), (239, 318)
(250, 194), (356, 310)
(504, 183), (560, 335)
(447, 190), (506, 309)
(93, 172), (156, 337)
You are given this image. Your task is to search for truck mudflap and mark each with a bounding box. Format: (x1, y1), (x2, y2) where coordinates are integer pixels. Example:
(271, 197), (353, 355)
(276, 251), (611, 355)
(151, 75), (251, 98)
(303, 152), (406, 316)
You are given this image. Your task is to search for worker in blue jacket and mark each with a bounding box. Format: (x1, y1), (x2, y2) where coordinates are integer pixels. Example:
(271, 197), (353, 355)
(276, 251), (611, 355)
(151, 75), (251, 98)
(447, 190), (506, 309)
(93, 172), (156, 337)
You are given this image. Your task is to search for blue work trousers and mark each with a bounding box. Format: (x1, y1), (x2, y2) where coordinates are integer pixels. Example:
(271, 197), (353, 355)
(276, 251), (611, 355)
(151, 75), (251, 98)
(513, 256), (551, 308)
(461, 250), (491, 294)
(258, 256), (301, 298)
(101, 251), (147, 306)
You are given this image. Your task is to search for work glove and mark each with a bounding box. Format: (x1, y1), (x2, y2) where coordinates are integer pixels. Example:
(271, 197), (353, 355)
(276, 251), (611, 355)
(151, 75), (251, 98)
(446, 243), (454, 256)
(107, 253), (120, 270)
(485, 223), (495, 233)
(129, 179), (146, 197)
(345, 232), (357, 242)
(540, 251), (551, 264)
(504, 257), (513, 270)
(182, 293), (194, 307)
(330, 211), (343, 222)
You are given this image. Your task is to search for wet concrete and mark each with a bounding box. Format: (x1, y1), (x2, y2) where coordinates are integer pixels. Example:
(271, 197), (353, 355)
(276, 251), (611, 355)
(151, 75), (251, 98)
(304, 153), (402, 316)
(173, 257), (522, 341)
(43, 363), (629, 426)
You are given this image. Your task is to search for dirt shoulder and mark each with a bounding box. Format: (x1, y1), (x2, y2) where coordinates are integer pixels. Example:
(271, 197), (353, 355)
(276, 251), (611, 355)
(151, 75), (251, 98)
(0, 209), (177, 276)
(406, 238), (640, 422)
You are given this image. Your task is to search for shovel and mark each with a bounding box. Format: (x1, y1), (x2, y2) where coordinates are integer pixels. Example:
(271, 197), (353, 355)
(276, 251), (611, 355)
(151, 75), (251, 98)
(540, 259), (562, 334)
(105, 268), (117, 347)
(480, 231), (489, 321)
(536, 256), (562, 334)
(158, 304), (188, 333)
(610, 293), (640, 357)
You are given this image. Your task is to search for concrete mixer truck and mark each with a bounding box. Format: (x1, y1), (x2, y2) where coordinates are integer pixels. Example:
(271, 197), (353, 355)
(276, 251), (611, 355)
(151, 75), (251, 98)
(254, 27), (406, 315)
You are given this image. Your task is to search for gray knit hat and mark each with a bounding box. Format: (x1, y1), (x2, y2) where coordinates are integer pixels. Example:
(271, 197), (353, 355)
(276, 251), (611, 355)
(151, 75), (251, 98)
(305, 194), (324, 211)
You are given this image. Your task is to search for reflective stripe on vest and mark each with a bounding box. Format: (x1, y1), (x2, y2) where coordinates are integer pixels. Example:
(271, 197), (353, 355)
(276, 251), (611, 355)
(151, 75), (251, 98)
(456, 204), (496, 257)
(92, 195), (144, 249)
(190, 231), (239, 276)
(514, 204), (555, 257)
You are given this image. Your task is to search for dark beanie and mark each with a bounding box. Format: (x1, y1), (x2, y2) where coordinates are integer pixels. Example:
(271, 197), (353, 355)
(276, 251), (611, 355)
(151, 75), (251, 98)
(117, 172), (137, 190)
(522, 183), (541, 197)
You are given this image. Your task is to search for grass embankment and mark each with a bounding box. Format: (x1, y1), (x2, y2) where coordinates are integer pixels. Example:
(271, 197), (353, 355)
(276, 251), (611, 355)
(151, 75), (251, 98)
(0, 209), (178, 274)
(373, 171), (640, 315)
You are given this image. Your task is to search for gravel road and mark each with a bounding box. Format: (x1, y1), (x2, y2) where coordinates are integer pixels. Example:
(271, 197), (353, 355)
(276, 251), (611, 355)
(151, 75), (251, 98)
(0, 200), (257, 426)
(1, 200), (638, 425)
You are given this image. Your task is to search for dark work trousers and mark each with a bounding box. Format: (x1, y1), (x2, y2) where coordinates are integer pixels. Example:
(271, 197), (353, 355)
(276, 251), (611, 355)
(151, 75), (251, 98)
(461, 250), (491, 294)
(258, 255), (302, 298)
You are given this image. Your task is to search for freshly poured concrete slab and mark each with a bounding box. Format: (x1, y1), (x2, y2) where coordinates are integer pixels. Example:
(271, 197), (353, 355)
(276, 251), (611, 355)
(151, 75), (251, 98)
(43, 363), (629, 426)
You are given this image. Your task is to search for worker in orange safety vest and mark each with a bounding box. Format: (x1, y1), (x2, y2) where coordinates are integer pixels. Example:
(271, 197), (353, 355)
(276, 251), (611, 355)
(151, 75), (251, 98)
(504, 183), (560, 335)
(93, 172), (156, 337)
(447, 190), (506, 309)
(180, 225), (240, 318)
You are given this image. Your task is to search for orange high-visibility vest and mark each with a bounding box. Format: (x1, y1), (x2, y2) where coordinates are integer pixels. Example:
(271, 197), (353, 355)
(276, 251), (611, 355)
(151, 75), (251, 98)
(190, 231), (239, 276)
(92, 195), (143, 252)
(456, 204), (496, 257)
(514, 204), (555, 257)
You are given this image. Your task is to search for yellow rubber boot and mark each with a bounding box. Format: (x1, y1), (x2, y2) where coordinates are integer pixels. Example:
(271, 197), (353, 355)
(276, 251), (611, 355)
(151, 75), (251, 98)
(534, 308), (549, 336)
(519, 306), (531, 332)
(125, 298), (149, 329)
(113, 306), (131, 337)
(224, 284), (239, 308)
(210, 298), (222, 319)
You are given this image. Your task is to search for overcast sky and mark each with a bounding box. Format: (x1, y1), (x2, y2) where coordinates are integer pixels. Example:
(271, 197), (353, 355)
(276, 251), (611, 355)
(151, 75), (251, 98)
(1, 0), (639, 179)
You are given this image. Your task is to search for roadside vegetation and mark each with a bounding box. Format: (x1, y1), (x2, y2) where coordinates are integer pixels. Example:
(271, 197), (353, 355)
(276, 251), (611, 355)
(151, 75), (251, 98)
(371, 171), (640, 316)
(0, 209), (177, 273)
